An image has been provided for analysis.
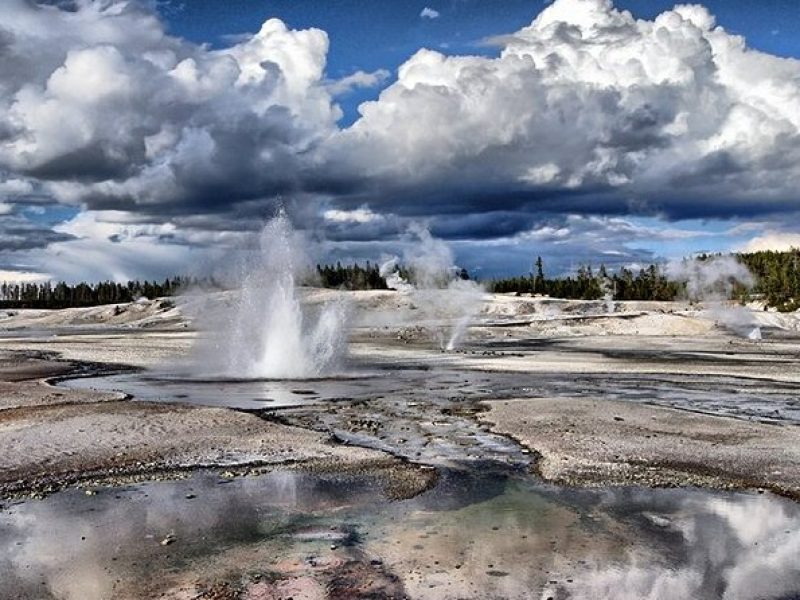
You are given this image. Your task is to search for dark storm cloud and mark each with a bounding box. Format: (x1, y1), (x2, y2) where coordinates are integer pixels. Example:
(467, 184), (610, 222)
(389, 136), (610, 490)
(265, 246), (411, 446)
(428, 212), (541, 241)
(0, 215), (75, 251)
(0, 0), (337, 218)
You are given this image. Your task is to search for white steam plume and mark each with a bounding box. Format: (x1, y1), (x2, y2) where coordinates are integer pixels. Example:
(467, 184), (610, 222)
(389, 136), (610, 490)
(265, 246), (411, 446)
(666, 255), (760, 339)
(666, 256), (754, 302)
(380, 225), (485, 350)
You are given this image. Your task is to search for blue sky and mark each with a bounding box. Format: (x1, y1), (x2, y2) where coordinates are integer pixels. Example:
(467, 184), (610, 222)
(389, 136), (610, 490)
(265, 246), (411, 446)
(1, 0), (800, 281)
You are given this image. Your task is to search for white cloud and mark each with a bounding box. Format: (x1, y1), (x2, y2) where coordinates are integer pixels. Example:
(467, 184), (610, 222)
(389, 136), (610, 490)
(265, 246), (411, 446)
(2, 0), (800, 281)
(740, 231), (800, 253)
(520, 163), (561, 185)
(53, 210), (177, 242)
(0, 269), (50, 284)
(323, 207), (381, 224)
(325, 0), (800, 218)
(327, 69), (390, 96)
(0, 2), (338, 211)
(420, 7), (440, 19)
(30, 210), (220, 282)
(5, 0), (800, 223)
(0, 179), (34, 196)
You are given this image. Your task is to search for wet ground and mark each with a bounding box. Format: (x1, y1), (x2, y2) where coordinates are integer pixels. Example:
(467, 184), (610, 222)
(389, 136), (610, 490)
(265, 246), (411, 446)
(62, 358), (800, 431)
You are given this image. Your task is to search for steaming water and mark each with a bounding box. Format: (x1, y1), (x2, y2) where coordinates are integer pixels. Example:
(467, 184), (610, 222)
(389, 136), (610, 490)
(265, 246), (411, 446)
(705, 303), (764, 340)
(444, 278), (486, 350)
(212, 213), (347, 379)
(666, 256), (765, 340)
(667, 255), (754, 301)
(601, 277), (615, 314)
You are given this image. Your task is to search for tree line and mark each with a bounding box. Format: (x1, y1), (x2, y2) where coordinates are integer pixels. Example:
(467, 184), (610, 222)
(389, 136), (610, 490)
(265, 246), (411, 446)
(0, 277), (193, 309)
(489, 262), (681, 301)
(490, 250), (800, 311)
(738, 250), (800, 311)
(314, 262), (388, 290)
(314, 262), (469, 289)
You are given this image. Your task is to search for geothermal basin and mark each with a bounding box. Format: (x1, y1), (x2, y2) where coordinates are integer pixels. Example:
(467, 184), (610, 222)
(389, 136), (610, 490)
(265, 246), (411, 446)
(1, 289), (800, 599)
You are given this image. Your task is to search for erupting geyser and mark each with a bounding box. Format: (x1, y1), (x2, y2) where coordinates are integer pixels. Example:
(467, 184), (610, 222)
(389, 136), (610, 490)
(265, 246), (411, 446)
(217, 212), (347, 379)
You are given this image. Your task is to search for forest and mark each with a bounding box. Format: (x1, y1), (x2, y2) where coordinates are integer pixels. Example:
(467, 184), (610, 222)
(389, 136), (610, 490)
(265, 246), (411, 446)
(1, 250), (798, 311)
(314, 262), (388, 290)
(0, 277), (191, 309)
(738, 250), (800, 311)
(490, 250), (800, 311)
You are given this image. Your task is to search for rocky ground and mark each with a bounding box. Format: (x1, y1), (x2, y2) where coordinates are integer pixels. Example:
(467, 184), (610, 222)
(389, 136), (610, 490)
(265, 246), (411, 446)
(0, 351), (433, 501)
(1, 291), (799, 499)
(481, 397), (800, 499)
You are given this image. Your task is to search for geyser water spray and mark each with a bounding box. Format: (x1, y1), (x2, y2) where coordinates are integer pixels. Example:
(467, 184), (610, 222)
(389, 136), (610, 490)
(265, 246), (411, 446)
(207, 212), (348, 379)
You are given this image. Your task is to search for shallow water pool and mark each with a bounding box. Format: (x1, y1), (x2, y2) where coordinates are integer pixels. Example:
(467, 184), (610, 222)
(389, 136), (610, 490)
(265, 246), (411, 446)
(1, 467), (798, 599)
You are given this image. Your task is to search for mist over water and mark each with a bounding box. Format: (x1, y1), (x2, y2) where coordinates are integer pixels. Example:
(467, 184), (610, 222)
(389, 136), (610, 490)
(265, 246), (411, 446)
(199, 212), (348, 379)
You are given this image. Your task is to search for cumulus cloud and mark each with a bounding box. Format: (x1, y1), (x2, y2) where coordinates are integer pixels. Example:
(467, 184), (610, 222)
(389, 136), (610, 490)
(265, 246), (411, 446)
(38, 210), (220, 282)
(323, 206), (381, 223)
(740, 231), (800, 252)
(327, 69), (390, 96)
(323, 0), (800, 222)
(0, 1), (339, 215)
(0, 178), (35, 197)
(420, 7), (440, 19)
(0, 212), (75, 251)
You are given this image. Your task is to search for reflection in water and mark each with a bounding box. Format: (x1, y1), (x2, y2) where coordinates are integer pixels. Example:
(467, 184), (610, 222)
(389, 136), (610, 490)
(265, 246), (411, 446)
(0, 471), (385, 599)
(1, 469), (799, 599)
(545, 487), (800, 600)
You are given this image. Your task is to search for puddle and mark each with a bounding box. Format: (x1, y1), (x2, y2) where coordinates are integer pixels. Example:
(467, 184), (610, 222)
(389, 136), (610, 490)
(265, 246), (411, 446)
(60, 364), (800, 423)
(57, 370), (405, 409)
(1, 468), (798, 599)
